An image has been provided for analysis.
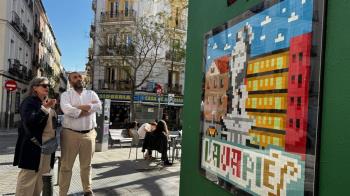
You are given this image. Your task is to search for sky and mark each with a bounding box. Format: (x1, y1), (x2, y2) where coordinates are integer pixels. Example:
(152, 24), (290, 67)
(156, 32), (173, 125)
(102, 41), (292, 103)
(206, 0), (313, 69)
(42, 0), (93, 72)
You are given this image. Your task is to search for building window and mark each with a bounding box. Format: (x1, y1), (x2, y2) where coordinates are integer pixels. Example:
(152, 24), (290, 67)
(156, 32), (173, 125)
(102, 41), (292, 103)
(110, 2), (114, 17)
(115, 0), (119, 16)
(292, 54), (296, 63)
(125, 0), (129, 16)
(289, 119), (293, 128)
(299, 52), (303, 62)
(290, 97), (294, 105)
(210, 67), (215, 73)
(298, 74), (302, 87)
(296, 119), (300, 129)
(220, 79), (224, 88)
(107, 34), (117, 47)
(297, 97), (302, 107)
(291, 75), (295, 84)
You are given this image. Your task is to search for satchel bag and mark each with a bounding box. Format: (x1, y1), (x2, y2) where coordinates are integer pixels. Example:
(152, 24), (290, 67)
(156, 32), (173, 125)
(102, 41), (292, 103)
(41, 137), (58, 154)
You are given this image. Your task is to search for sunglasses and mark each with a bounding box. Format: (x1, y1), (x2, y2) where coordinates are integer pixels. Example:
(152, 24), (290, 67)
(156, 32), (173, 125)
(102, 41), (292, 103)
(38, 84), (51, 88)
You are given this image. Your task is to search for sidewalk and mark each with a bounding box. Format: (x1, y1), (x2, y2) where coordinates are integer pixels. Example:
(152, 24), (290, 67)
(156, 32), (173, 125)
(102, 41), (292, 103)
(0, 147), (181, 196)
(0, 128), (17, 136)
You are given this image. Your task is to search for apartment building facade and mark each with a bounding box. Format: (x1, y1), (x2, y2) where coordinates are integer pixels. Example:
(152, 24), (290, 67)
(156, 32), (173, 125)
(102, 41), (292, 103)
(0, 0), (65, 128)
(88, 0), (187, 130)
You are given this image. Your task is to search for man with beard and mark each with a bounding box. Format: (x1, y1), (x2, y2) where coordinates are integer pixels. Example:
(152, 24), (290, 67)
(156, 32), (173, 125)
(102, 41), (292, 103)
(59, 72), (102, 196)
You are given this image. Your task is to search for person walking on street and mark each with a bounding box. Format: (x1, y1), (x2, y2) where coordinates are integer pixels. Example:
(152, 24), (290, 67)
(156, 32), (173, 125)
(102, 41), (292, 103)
(59, 72), (102, 196)
(13, 77), (57, 196)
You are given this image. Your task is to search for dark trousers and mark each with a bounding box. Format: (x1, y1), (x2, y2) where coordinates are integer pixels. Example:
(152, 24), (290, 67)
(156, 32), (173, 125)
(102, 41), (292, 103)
(142, 132), (168, 161)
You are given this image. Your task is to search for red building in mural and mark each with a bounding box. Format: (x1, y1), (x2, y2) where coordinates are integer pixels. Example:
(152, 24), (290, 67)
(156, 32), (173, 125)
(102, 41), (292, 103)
(285, 33), (312, 155)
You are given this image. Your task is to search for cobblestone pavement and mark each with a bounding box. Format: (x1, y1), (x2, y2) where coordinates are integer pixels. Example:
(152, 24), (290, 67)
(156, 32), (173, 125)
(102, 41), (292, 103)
(0, 133), (181, 196)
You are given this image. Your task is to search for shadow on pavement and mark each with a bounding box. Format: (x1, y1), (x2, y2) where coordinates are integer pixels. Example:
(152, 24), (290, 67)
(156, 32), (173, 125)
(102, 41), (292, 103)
(92, 159), (165, 180)
(92, 171), (180, 196)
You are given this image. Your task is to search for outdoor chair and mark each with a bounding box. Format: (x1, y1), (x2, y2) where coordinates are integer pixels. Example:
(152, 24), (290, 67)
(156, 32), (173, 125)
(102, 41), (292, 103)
(109, 129), (132, 148)
(168, 130), (182, 163)
(128, 128), (143, 160)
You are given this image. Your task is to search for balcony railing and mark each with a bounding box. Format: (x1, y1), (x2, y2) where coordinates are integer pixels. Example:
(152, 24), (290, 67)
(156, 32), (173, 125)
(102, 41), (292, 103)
(88, 48), (93, 61)
(27, 33), (33, 46)
(99, 44), (135, 56)
(26, 69), (33, 81)
(34, 24), (43, 39)
(11, 11), (21, 32)
(8, 59), (21, 76)
(20, 24), (28, 40)
(92, 0), (97, 11)
(166, 20), (187, 31)
(165, 83), (183, 94)
(100, 10), (136, 23)
(165, 50), (185, 63)
(20, 65), (27, 79)
(47, 45), (53, 54)
(98, 80), (132, 91)
(28, 0), (33, 10)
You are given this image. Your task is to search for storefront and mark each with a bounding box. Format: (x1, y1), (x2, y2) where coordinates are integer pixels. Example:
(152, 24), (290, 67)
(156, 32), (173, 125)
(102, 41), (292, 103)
(97, 92), (183, 129)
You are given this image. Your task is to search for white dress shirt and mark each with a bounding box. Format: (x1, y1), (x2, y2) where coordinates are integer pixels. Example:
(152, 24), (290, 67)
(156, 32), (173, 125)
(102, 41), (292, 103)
(137, 123), (151, 139)
(60, 89), (102, 131)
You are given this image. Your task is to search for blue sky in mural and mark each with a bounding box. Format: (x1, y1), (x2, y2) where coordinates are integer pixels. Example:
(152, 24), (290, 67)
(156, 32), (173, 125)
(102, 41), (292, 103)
(206, 0), (313, 69)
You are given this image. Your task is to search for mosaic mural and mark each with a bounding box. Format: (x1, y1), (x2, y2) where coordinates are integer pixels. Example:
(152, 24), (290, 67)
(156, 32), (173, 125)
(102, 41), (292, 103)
(200, 0), (325, 195)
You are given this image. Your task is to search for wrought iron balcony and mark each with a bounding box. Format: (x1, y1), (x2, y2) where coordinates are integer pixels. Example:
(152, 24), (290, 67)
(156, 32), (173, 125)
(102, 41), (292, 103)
(92, 0), (96, 11)
(166, 20), (187, 31)
(165, 50), (185, 63)
(27, 33), (33, 46)
(28, 0), (33, 10)
(26, 69), (33, 81)
(166, 83), (183, 95)
(20, 24), (28, 40)
(90, 25), (95, 38)
(8, 59), (21, 76)
(20, 65), (28, 79)
(34, 24), (43, 40)
(100, 10), (136, 23)
(99, 44), (135, 56)
(98, 80), (132, 91)
(11, 11), (21, 32)
(47, 45), (53, 54)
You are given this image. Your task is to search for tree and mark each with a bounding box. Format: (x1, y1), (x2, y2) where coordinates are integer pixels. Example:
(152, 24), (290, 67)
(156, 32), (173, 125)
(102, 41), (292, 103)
(111, 14), (167, 121)
(166, 27), (186, 93)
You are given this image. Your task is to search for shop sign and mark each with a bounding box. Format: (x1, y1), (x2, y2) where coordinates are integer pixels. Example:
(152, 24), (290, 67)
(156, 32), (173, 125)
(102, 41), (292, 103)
(98, 92), (184, 104)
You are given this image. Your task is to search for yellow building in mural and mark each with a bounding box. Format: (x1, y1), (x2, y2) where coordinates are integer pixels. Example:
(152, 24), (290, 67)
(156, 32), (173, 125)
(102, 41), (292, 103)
(245, 51), (289, 149)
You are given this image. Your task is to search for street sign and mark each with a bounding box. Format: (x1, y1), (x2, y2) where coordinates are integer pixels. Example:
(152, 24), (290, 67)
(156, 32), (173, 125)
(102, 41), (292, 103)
(5, 80), (17, 91)
(168, 93), (175, 105)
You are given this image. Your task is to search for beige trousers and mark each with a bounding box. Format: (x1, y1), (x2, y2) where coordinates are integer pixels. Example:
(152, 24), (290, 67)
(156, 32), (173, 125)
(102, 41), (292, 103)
(59, 128), (96, 196)
(15, 154), (51, 196)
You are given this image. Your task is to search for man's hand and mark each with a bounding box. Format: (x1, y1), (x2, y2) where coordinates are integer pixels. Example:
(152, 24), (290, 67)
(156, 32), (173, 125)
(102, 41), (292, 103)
(79, 110), (91, 118)
(77, 105), (91, 112)
(43, 99), (56, 108)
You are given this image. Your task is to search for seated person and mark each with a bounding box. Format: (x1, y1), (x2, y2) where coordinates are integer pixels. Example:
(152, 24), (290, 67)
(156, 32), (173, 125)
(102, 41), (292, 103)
(142, 120), (172, 166)
(137, 121), (157, 139)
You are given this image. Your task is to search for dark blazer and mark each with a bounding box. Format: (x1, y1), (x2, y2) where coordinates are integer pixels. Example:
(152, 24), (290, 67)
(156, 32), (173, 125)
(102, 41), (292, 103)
(13, 95), (55, 172)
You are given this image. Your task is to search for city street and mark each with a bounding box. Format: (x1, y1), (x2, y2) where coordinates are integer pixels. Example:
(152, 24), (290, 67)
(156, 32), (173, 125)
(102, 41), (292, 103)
(0, 131), (180, 196)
